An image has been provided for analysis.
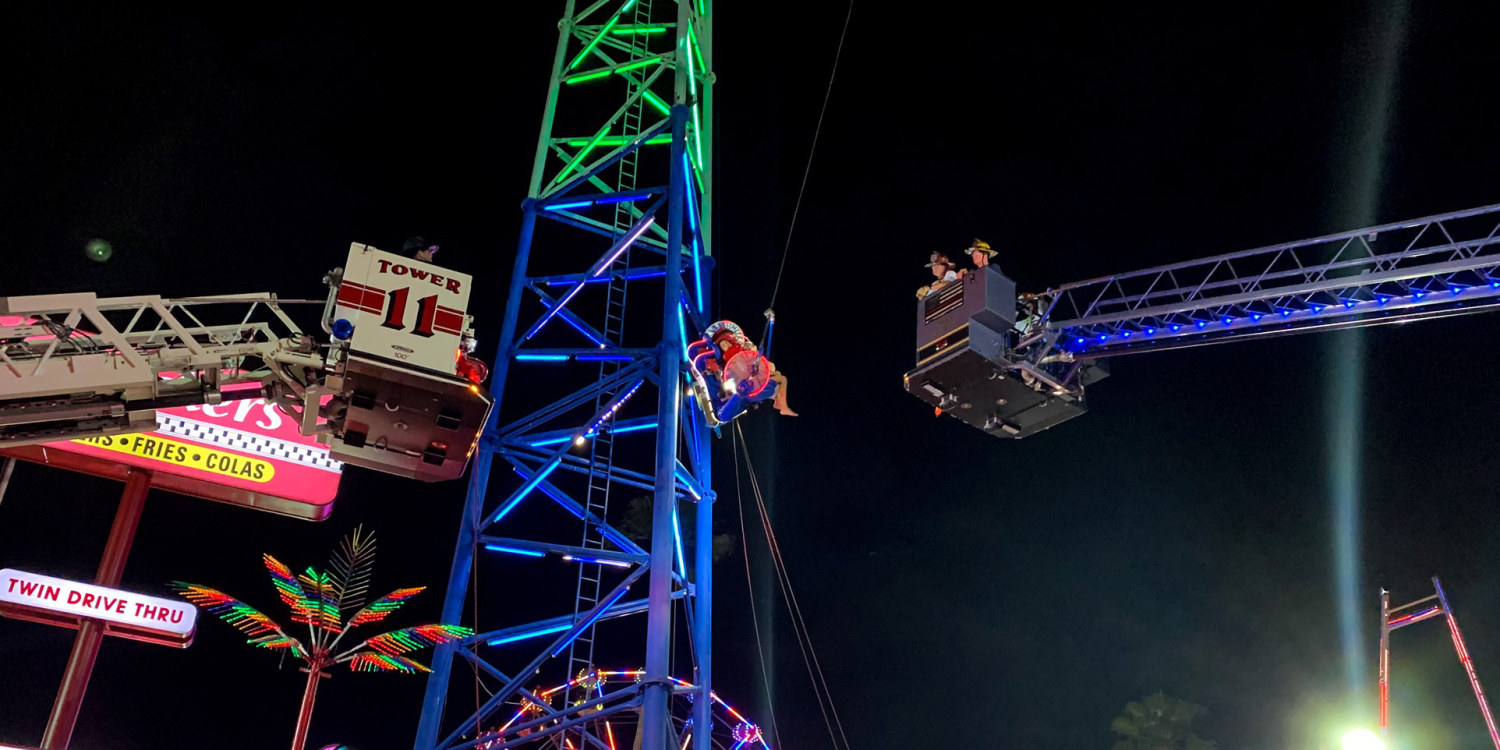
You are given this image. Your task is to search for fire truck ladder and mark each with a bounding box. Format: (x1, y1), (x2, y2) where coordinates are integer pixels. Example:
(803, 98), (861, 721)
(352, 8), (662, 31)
(1379, 577), (1500, 748)
(1025, 203), (1500, 389)
(907, 203), (1500, 440)
(0, 292), (324, 447)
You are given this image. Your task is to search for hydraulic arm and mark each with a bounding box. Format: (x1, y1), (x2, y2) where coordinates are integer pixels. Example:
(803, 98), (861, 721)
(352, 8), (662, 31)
(0, 292), (322, 446)
(1, 243), (494, 481)
(907, 203), (1500, 438)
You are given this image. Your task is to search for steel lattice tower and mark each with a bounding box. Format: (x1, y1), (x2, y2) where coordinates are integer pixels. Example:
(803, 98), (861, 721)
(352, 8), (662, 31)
(416, 2), (714, 749)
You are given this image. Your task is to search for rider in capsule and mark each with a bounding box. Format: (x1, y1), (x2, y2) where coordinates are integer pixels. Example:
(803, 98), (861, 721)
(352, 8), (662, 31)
(701, 320), (796, 417)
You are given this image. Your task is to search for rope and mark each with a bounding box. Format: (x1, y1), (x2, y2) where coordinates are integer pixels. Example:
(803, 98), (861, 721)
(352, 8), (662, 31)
(742, 438), (851, 750)
(768, 0), (855, 309)
(733, 428), (784, 747)
(734, 423), (852, 750)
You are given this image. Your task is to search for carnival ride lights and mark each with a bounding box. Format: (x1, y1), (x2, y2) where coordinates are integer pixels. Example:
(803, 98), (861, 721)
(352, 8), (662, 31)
(1376, 578), (1500, 748)
(908, 205), (1500, 439)
(411, 5), (805, 750)
(476, 670), (772, 750)
(683, 315), (781, 427)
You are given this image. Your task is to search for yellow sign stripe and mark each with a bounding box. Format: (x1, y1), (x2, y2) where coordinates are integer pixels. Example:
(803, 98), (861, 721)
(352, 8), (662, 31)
(73, 433), (275, 483)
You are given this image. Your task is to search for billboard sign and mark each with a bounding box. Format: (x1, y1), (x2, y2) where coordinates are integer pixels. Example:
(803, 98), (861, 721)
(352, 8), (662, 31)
(1, 385), (343, 521)
(0, 568), (197, 648)
(333, 243), (472, 376)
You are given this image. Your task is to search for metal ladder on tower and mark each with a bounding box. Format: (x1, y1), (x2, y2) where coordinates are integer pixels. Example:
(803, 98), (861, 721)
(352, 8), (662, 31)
(563, 0), (656, 713)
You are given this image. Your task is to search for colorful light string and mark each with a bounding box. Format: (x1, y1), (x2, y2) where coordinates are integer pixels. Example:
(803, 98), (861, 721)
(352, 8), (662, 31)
(476, 670), (773, 750)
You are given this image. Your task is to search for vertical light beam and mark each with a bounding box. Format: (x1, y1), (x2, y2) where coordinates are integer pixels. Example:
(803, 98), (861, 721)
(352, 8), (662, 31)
(1328, 0), (1408, 706)
(1330, 329), (1367, 694)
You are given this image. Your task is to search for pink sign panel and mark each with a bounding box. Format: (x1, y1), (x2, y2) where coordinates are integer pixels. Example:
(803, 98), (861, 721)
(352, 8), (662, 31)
(3, 386), (343, 521)
(0, 317), (343, 520)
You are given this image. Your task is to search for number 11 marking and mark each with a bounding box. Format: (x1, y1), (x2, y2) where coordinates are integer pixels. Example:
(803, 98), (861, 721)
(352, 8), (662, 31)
(382, 289), (439, 337)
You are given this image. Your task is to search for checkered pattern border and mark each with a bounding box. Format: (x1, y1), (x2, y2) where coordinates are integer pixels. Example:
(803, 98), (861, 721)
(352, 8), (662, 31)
(155, 414), (343, 473)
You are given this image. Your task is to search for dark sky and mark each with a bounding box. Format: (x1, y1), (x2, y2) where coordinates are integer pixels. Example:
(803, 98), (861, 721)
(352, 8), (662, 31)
(3, 3), (1500, 750)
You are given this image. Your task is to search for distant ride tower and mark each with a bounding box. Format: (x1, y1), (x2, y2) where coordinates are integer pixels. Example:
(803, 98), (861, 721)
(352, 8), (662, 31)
(415, 3), (716, 750)
(1380, 577), (1500, 748)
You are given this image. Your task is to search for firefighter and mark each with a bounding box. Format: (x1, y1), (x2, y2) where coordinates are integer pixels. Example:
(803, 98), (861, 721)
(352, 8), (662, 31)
(401, 236), (439, 263)
(917, 252), (961, 299)
(967, 239), (997, 269)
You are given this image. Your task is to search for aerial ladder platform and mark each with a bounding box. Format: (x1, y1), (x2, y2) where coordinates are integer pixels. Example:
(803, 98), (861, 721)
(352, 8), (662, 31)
(907, 203), (1500, 438)
(0, 243), (494, 482)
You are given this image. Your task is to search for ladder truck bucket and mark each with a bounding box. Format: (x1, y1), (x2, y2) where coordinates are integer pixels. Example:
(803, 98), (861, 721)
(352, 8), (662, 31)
(320, 243), (493, 482)
(323, 354), (491, 482)
(904, 267), (1106, 439)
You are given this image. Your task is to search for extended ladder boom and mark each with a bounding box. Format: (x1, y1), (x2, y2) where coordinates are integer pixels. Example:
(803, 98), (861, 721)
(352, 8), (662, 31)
(2, 243), (495, 481)
(905, 203), (1500, 438)
(0, 292), (320, 445)
(1025, 203), (1500, 374)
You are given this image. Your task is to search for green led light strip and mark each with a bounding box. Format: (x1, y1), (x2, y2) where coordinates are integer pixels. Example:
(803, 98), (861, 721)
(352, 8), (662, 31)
(642, 90), (671, 117)
(564, 55), (664, 85)
(688, 24), (707, 75)
(611, 25), (668, 35)
(565, 0), (637, 71)
(562, 135), (672, 147)
(567, 16), (622, 71)
(553, 124), (612, 184)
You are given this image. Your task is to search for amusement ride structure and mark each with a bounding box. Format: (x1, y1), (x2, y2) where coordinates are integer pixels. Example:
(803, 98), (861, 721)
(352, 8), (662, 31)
(1379, 579), (1500, 748)
(412, 2), (751, 750)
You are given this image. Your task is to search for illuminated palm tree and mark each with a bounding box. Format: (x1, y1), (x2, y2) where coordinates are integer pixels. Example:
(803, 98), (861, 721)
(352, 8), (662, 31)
(169, 526), (471, 750)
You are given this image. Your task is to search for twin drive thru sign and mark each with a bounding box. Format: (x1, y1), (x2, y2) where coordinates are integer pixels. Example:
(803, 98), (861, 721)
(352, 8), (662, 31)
(0, 568), (197, 647)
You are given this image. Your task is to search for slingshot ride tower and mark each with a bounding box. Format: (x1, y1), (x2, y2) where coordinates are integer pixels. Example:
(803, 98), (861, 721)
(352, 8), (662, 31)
(416, 3), (720, 750)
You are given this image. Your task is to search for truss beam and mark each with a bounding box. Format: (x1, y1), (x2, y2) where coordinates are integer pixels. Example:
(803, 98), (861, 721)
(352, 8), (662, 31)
(415, 2), (715, 748)
(1029, 204), (1500, 363)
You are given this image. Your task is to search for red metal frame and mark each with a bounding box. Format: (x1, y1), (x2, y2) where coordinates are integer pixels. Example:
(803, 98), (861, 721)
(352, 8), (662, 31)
(40, 469), (152, 750)
(1381, 577), (1500, 749)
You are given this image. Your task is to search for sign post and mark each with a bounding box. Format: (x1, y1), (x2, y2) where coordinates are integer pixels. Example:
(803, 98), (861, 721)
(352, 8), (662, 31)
(0, 457), (13, 505)
(39, 468), (151, 750)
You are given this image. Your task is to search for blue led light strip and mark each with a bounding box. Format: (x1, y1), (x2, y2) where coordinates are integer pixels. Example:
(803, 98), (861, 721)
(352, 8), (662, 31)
(489, 623), (571, 646)
(683, 156), (704, 312)
(524, 205), (662, 342)
(485, 544), (546, 558)
(542, 200), (595, 211)
(552, 585), (634, 657)
(525, 420), (658, 448)
(488, 458), (563, 525)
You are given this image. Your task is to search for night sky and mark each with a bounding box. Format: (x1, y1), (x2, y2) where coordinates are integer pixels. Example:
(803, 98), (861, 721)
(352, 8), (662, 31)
(4, 3), (1500, 749)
